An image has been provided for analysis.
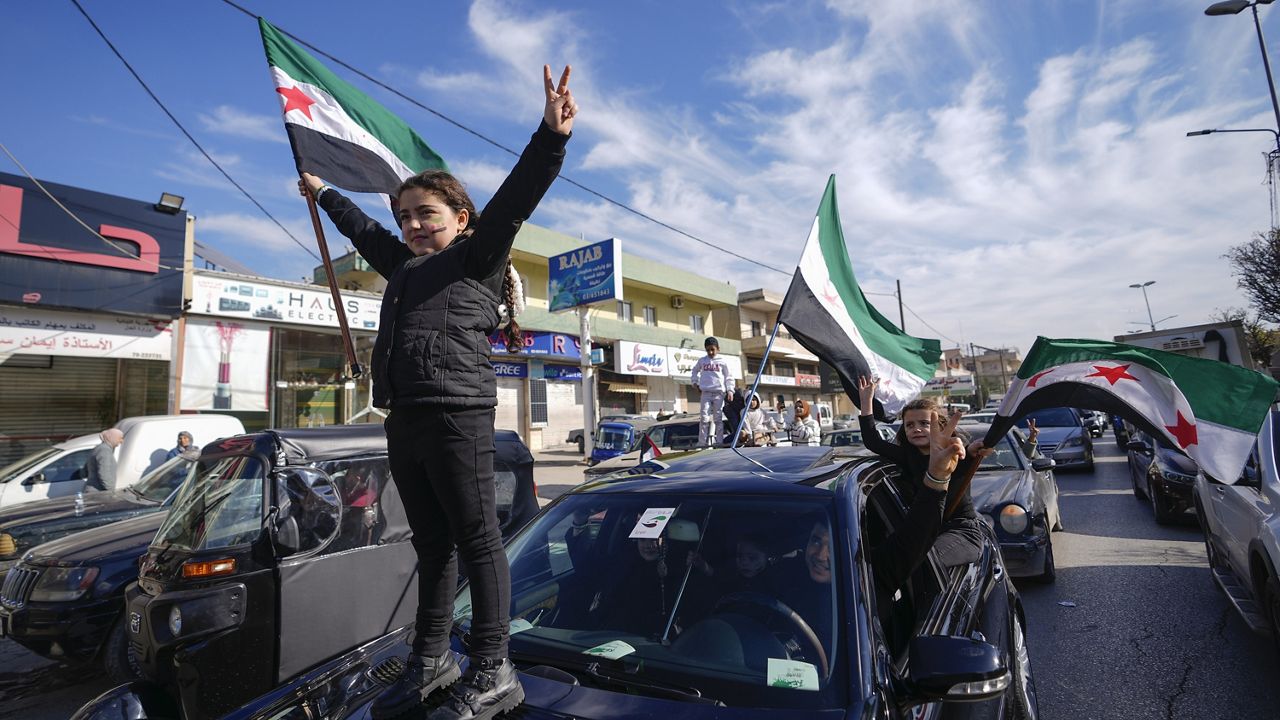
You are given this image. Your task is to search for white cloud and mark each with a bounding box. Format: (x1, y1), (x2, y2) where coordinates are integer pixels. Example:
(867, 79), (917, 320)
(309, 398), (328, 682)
(197, 105), (288, 144)
(197, 212), (315, 256)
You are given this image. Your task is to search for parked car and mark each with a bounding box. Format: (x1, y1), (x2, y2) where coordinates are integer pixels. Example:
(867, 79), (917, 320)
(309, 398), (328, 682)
(1126, 429), (1198, 524)
(0, 414), (243, 509)
(0, 450), (198, 578)
(588, 417), (657, 466)
(1015, 407), (1094, 472)
(78, 448), (1039, 719)
(567, 414), (649, 453)
(959, 410), (999, 425)
(831, 413), (858, 430)
(967, 423), (1062, 582)
(583, 415), (703, 478)
(819, 425), (896, 448)
(1195, 408), (1280, 646)
(1112, 414), (1129, 448)
(1077, 410), (1105, 438)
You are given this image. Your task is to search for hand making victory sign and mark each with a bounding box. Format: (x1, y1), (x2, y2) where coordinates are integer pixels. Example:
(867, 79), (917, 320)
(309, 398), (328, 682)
(927, 409), (968, 482)
(543, 65), (577, 135)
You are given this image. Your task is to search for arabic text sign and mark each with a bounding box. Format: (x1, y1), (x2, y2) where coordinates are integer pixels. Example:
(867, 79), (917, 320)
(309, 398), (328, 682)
(922, 374), (975, 395)
(548, 238), (623, 312)
(0, 306), (171, 360)
(191, 272), (382, 331)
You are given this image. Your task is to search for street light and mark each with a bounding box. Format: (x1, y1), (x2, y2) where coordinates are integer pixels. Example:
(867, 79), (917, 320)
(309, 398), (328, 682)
(1204, 0), (1280, 146)
(1129, 280), (1159, 332)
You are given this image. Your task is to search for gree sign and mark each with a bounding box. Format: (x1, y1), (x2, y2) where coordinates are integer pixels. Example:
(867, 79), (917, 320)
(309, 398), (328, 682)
(548, 238), (623, 312)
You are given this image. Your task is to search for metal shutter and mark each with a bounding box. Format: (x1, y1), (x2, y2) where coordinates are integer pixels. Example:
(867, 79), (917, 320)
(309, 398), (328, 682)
(544, 380), (581, 450)
(495, 377), (523, 437)
(0, 355), (119, 464)
(119, 359), (170, 419)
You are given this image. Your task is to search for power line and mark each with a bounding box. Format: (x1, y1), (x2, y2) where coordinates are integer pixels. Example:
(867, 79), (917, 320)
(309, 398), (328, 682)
(69, 0), (321, 264)
(901, 301), (959, 345)
(218, 0), (786, 275)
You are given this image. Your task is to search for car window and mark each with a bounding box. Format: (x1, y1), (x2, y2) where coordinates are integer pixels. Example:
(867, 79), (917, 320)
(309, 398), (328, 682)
(0, 447), (62, 484)
(459, 493), (846, 709)
(1016, 407), (1078, 428)
(977, 434), (1026, 471)
(38, 449), (93, 483)
(133, 454), (199, 502)
(153, 455), (265, 552)
(315, 457), (392, 555)
(596, 426), (632, 451)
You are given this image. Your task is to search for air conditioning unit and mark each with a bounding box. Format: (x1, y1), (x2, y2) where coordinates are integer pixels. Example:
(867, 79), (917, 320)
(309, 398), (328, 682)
(670, 295), (685, 309)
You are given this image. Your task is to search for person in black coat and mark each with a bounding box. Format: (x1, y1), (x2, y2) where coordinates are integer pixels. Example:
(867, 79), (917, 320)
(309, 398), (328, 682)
(300, 65), (578, 720)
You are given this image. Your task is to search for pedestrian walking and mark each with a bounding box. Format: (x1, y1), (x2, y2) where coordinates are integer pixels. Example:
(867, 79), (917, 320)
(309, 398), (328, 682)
(787, 400), (822, 446)
(690, 337), (734, 447)
(301, 64), (577, 720)
(165, 431), (193, 460)
(86, 428), (123, 492)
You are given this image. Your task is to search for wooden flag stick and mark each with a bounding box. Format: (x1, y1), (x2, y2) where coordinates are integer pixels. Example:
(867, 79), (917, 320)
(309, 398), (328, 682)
(944, 443), (986, 519)
(304, 188), (363, 379)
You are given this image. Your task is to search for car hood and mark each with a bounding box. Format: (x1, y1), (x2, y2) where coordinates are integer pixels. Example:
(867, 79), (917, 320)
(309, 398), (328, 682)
(1155, 446), (1199, 476)
(968, 469), (1037, 513)
(24, 512), (167, 566)
(0, 491), (158, 561)
(1032, 426), (1080, 444)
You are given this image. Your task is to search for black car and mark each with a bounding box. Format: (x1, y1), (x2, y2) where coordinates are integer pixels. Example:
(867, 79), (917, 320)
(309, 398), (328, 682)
(966, 424), (1062, 582)
(79, 449), (1039, 719)
(0, 451), (197, 577)
(1126, 428), (1198, 524)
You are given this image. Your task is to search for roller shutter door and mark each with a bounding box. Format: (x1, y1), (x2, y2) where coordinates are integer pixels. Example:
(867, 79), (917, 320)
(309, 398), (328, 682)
(495, 377), (524, 437)
(543, 380), (581, 450)
(0, 355), (118, 464)
(119, 359), (171, 419)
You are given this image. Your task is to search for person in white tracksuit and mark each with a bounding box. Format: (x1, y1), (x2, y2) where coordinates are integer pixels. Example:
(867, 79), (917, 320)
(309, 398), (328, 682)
(690, 336), (735, 447)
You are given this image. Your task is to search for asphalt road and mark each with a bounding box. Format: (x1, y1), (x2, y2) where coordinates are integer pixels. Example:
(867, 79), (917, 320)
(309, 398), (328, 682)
(1019, 435), (1280, 720)
(3, 438), (1278, 719)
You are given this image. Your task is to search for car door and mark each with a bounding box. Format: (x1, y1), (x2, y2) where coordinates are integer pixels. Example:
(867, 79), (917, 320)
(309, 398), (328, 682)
(1128, 431), (1155, 496)
(1208, 447), (1265, 581)
(10, 448), (94, 505)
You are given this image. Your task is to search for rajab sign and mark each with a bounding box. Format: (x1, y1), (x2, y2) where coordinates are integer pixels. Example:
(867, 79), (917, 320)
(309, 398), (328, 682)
(547, 238), (623, 312)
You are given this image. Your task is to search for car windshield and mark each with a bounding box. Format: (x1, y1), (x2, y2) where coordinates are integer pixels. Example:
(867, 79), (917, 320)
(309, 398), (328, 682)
(977, 433), (1027, 471)
(152, 455), (265, 552)
(455, 493), (846, 709)
(132, 454), (200, 503)
(596, 426), (632, 452)
(649, 424), (700, 451)
(1016, 407), (1078, 428)
(0, 446), (62, 484)
(820, 431), (862, 447)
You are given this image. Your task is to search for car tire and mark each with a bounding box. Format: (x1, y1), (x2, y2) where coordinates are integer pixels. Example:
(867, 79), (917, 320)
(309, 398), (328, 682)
(576, 438), (584, 454)
(1194, 500), (1220, 572)
(1263, 576), (1280, 660)
(1150, 485), (1176, 525)
(1008, 611), (1040, 720)
(102, 613), (143, 684)
(1130, 465), (1148, 501)
(1032, 534), (1057, 584)
(1082, 453), (1095, 474)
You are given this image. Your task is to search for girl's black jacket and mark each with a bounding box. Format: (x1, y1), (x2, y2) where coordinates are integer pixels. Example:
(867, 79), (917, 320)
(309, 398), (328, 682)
(316, 122), (569, 409)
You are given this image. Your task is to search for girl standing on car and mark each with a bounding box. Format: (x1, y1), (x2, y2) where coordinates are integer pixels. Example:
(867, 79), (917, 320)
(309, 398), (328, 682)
(856, 377), (988, 570)
(301, 66), (576, 720)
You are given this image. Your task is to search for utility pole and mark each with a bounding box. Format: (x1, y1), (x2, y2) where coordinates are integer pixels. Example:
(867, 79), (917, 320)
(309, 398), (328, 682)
(896, 279), (905, 331)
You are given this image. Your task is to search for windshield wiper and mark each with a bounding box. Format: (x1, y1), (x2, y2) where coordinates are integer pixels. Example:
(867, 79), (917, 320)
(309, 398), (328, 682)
(507, 648), (722, 706)
(977, 464), (1015, 471)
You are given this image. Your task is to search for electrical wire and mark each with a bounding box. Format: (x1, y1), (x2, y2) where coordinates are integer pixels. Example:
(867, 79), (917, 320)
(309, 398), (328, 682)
(218, 0), (786, 275)
(70, 0), (321, 264)
(901, 301), (959, 346)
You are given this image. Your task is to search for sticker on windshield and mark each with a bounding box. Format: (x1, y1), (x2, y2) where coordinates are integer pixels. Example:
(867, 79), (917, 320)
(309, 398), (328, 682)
(767, 658), (819, 691)
(510, 618), (534, 635)
(582, 640), (636, 660)
(629, 508), (676, 539)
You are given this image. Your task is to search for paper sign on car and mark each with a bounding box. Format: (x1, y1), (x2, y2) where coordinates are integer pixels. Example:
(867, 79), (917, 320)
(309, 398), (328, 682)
(582, 640), (636, 660)
(628, 508), (676, 539)
(767, 658), (819, 691)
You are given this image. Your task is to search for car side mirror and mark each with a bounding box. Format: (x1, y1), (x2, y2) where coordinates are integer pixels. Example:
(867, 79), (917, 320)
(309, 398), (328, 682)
(1031, 457), (1056, 472)
(1126, 439), (1149, 453)
(22, 472), (45, 486)
(906, 635), (1010, 703)
(272, 467), (342, 556)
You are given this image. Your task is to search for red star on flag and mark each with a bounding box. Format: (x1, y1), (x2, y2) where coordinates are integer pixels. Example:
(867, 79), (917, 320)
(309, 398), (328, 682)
(1085, 364), (1140, 386)
(276, 85), (317, 120)
(1028, 369), (1054, 387)
(1165, 411), (1198, 448)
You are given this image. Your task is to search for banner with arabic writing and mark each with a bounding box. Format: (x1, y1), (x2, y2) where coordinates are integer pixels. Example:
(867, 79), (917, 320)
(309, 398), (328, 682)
(0, 306), (171, 360)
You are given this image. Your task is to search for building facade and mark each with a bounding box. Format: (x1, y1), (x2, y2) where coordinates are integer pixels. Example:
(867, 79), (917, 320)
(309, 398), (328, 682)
(736, 288), (845, 416)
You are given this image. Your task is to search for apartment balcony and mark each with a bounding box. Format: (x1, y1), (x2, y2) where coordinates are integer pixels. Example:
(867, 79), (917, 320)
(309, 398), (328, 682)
(741, 331), (817, 362)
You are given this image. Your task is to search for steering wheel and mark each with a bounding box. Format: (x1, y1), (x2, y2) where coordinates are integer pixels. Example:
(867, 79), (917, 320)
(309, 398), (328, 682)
(712, 591), (829, 679)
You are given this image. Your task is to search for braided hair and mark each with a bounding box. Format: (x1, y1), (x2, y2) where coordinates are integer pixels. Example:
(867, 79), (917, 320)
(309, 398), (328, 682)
(395, 171), (524, 353)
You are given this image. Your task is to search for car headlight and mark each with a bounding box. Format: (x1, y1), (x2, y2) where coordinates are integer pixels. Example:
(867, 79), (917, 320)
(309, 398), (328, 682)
(998, 505), (1029, 535)
(169, 605), (183, 636)
(1158, 466), (1196, 484)
(1060, 435), (1083, 448)
(29, 566), (99, 602)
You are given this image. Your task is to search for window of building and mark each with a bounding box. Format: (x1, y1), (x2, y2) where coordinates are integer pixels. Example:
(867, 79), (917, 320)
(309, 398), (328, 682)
(642, 305), (657, 326)
(746, 356), (760, 374)
(773, 361), (795, 377)
(690, 314), (704, 333)
(750, 320), (763, 337)
(797, 364), (817, 376)
(617, 301), (633, 322)
(530, 378), (549, 425)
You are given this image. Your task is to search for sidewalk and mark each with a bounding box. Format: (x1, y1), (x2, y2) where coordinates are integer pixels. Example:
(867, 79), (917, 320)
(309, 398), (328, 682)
(532, 446), (588, 506)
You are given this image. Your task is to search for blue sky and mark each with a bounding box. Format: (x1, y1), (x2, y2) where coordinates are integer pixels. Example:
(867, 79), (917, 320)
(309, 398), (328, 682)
(4, 0), (1279, 354)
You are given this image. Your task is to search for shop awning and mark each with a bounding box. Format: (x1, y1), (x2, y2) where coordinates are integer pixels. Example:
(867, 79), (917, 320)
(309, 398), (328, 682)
(607, 382), (649, 394)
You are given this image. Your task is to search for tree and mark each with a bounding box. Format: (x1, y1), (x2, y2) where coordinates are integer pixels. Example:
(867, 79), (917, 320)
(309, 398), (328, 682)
(1224, 229), (1280, 323)
(1212, 308), (1279, 369)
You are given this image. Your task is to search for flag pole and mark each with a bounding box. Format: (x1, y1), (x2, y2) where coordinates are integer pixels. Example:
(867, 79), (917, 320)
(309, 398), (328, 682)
(304, 189), (364, 380)
(945, 423), (1002, 518)
(729, 320), (783, 471)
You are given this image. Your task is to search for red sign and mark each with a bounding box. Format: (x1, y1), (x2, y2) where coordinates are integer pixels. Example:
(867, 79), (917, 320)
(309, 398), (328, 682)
(797, 373), (822, 388)
(0, 184), (161, 274)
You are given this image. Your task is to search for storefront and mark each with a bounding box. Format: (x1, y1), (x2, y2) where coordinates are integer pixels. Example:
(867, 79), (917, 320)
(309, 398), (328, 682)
(0, 172), (187, 463)
(184, 271), (382, 430)
(488, 330), (587, 449)
(611, 341), (744, 417)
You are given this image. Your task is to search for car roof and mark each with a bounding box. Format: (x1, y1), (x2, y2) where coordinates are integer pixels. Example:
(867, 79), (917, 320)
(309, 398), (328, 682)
(574, 446), (859, 496)
(650, 414), (700, 426)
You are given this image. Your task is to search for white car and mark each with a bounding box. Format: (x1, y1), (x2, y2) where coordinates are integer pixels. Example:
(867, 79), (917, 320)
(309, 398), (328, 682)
(0, 414), (243, 509)
(1195, 408), (1280, 641)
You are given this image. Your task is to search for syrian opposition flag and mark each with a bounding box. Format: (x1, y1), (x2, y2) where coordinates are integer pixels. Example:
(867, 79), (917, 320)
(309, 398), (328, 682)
(638, 433), (663, 463)
(259, 18), (446, 194)
(776, 175), (941, 418)
(986, 337), (1278, 483)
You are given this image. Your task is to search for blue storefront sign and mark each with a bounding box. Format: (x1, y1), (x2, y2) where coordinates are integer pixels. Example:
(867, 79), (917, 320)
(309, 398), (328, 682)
(489, 330), (583, 361)
(492, 361), (528, 378)
(547, 238), (623, 312)
(544, 364), (583, 381)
